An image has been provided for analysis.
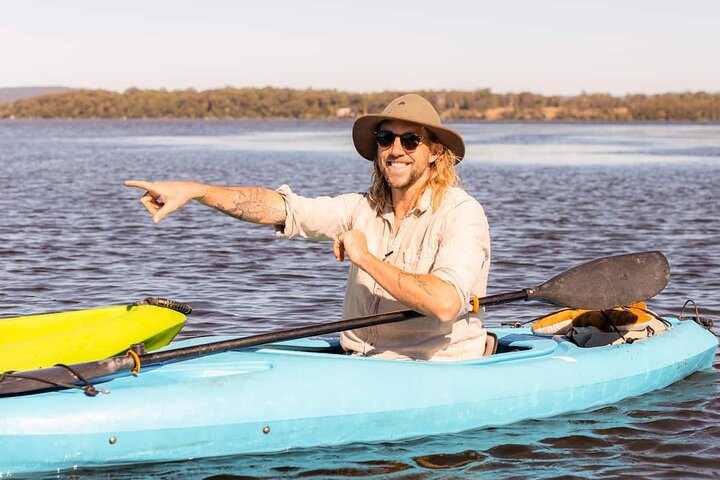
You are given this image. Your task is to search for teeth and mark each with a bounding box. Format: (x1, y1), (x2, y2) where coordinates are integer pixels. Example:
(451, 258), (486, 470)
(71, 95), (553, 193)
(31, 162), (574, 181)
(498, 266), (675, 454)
(389, 162), (409, 170)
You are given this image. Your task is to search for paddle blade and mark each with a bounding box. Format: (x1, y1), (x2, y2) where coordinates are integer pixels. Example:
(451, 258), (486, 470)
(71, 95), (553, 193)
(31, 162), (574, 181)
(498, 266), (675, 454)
(529, 251), (670, 310)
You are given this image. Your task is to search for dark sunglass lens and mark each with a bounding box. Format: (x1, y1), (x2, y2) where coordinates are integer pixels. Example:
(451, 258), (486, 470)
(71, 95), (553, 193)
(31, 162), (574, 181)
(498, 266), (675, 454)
(375, 131), (422, 150)
(375, 130), (395, 147)
(400, 133), (421, 150)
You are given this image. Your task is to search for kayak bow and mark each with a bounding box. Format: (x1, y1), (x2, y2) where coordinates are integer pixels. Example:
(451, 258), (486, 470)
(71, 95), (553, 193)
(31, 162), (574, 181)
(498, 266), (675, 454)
(0, 298), (188, 373)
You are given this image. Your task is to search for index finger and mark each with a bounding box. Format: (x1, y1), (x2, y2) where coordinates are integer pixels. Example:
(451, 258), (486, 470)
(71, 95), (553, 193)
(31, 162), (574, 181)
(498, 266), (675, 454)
(125, 180), (154, 191)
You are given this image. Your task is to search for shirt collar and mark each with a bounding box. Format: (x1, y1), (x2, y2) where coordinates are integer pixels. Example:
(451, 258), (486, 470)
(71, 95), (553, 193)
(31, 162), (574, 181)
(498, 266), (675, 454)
(379, 188), (433, 223)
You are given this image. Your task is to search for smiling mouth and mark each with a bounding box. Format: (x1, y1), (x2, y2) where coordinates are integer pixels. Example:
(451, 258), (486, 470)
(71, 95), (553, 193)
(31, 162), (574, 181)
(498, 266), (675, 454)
(387, 161), (410, 171)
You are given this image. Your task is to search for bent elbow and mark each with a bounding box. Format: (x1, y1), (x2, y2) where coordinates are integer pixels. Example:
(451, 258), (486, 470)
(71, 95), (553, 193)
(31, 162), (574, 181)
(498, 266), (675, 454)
(426, 282), (464, 322)
(433, 301), (463, 323)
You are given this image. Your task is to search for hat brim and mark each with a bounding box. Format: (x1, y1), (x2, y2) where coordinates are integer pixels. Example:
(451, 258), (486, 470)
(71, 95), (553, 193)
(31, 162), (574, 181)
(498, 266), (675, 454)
(352, 114), (465, 163)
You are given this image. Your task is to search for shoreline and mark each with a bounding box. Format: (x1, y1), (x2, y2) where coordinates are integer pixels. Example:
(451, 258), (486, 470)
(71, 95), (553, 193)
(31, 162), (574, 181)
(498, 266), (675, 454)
(2, 87), (719, 122)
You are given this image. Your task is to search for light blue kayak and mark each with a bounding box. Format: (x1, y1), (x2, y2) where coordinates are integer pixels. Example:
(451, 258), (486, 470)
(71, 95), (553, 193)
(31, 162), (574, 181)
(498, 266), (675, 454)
(0, 317), (716, 474)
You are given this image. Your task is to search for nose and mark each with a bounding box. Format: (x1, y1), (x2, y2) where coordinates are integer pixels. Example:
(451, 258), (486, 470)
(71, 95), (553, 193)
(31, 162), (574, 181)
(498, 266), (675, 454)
(390, 136), (405, 156)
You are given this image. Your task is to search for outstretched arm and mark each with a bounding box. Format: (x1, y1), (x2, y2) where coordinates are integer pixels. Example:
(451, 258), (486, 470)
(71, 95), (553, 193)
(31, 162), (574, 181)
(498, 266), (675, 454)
(125, 180), (286, 225)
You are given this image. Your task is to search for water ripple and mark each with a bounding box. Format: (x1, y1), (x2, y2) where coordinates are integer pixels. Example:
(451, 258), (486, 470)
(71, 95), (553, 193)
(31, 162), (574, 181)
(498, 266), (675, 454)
(1, 119), (718, 479)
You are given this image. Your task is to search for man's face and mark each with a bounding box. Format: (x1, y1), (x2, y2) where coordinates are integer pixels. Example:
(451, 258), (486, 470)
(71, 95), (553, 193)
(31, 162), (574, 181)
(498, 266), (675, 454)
(376, 120), (440, 193)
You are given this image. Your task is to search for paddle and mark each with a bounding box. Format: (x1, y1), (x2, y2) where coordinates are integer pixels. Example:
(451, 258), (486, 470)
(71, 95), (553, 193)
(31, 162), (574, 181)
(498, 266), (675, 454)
(0, 251), (669, 396)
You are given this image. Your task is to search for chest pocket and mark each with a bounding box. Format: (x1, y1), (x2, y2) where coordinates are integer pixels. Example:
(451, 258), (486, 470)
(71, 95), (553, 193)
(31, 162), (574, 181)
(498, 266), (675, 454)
(402, 249), (436, 274)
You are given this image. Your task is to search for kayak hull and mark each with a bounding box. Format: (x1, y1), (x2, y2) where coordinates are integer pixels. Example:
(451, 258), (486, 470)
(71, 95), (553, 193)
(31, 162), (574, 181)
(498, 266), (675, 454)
(0, 303), (187, 372)
(0, 318), (716, 474)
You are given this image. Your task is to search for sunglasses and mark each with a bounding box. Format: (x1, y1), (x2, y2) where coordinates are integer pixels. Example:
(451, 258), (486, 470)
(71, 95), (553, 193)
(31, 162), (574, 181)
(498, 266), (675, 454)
(374, 130), (425, 151)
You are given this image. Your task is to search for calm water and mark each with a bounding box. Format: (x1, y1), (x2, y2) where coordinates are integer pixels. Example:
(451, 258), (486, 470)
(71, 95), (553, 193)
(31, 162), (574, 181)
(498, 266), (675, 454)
(0, 120), (718, 479)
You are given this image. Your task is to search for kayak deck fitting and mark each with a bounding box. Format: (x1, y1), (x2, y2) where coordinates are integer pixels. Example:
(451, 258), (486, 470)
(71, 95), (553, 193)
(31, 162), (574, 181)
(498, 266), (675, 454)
(0, 316), (715, 475)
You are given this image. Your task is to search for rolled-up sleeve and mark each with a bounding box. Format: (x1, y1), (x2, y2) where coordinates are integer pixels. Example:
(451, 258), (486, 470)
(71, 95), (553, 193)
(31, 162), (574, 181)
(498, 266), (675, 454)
(275, 185), (365, 241)
(431, 199), (491, 313)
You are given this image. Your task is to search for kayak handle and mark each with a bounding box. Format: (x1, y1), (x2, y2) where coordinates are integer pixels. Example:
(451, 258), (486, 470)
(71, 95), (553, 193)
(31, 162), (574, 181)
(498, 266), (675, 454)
(134, 297), (192, 315)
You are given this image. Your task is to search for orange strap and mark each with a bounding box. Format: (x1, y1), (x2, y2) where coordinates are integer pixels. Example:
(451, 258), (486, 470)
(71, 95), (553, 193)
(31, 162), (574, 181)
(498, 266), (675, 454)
(470, 295), (480, 314)
(126, 350), (142, 376)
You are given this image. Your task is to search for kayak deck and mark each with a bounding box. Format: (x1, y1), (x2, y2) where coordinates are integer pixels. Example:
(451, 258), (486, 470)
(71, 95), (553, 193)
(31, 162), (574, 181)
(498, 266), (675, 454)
(0, 317), (716, 474)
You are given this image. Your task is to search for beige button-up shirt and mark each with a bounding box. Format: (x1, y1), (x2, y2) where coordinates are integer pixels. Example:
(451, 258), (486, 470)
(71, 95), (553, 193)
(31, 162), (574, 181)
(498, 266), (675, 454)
(276, 185), (491, 361)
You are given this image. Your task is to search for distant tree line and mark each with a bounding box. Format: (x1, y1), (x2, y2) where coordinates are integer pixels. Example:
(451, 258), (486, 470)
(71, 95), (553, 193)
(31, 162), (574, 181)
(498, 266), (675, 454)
(1, 87), (719, 121)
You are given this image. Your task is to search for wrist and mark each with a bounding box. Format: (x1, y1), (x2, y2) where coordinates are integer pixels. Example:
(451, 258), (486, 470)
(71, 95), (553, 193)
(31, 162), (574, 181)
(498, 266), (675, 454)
(355, 250), (378, 271)
(193, 182), (209, 201)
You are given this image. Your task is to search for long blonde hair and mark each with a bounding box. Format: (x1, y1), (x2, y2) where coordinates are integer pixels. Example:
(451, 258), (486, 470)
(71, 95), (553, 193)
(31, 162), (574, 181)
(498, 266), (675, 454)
(368, 137), (460, 213)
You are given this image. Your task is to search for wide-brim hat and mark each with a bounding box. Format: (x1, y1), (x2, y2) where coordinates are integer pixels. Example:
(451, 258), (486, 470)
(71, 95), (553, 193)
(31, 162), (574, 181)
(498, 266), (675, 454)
(352, 93), (465, 163)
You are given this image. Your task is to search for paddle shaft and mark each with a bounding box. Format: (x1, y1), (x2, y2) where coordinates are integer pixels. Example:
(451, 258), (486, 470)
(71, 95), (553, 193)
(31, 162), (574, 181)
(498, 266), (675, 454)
(142, 290), (530, 363)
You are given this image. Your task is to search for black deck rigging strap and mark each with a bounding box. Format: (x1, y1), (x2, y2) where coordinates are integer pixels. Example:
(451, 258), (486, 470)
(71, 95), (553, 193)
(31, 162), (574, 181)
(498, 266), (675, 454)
(133, 297), (192, 315)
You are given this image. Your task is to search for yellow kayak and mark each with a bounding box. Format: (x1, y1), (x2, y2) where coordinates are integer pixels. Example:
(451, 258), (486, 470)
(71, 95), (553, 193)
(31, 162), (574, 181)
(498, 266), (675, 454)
(0, 298), (188, 372)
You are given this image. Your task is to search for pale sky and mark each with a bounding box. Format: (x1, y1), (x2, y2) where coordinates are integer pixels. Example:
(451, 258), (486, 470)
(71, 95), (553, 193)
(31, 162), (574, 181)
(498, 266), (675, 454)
(1, 0), (718, 96)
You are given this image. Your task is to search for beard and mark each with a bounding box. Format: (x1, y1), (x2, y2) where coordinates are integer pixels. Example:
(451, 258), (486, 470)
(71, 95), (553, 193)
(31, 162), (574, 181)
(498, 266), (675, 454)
(382, 165), (426, 190)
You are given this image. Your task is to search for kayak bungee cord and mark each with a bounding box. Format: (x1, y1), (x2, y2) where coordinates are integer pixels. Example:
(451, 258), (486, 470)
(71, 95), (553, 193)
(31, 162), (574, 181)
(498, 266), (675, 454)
(680, 299), (717, 335)
(0, 363), (108, 396)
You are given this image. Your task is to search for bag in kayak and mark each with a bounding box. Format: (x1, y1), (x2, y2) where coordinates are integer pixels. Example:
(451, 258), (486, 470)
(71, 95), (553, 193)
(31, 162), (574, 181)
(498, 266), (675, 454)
(531, 302), (669, 347)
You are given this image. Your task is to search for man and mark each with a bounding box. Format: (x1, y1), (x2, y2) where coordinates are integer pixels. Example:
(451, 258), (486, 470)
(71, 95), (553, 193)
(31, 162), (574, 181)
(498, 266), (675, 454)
(126, 93), (491, 361)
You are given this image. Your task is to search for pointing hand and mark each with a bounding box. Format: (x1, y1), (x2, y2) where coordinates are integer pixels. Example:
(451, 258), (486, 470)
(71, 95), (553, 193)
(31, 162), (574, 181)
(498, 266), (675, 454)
(124, 180), (207, 223)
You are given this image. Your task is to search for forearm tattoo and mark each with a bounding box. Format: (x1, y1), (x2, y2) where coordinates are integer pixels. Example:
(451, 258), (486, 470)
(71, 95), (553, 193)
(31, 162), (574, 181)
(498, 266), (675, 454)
(398, 270), (432, 297)
(214, 187), (285, 224)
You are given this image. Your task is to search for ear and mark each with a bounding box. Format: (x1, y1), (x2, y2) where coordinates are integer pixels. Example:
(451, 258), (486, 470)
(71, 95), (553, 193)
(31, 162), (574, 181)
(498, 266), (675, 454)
(429, 142), (442, 163)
